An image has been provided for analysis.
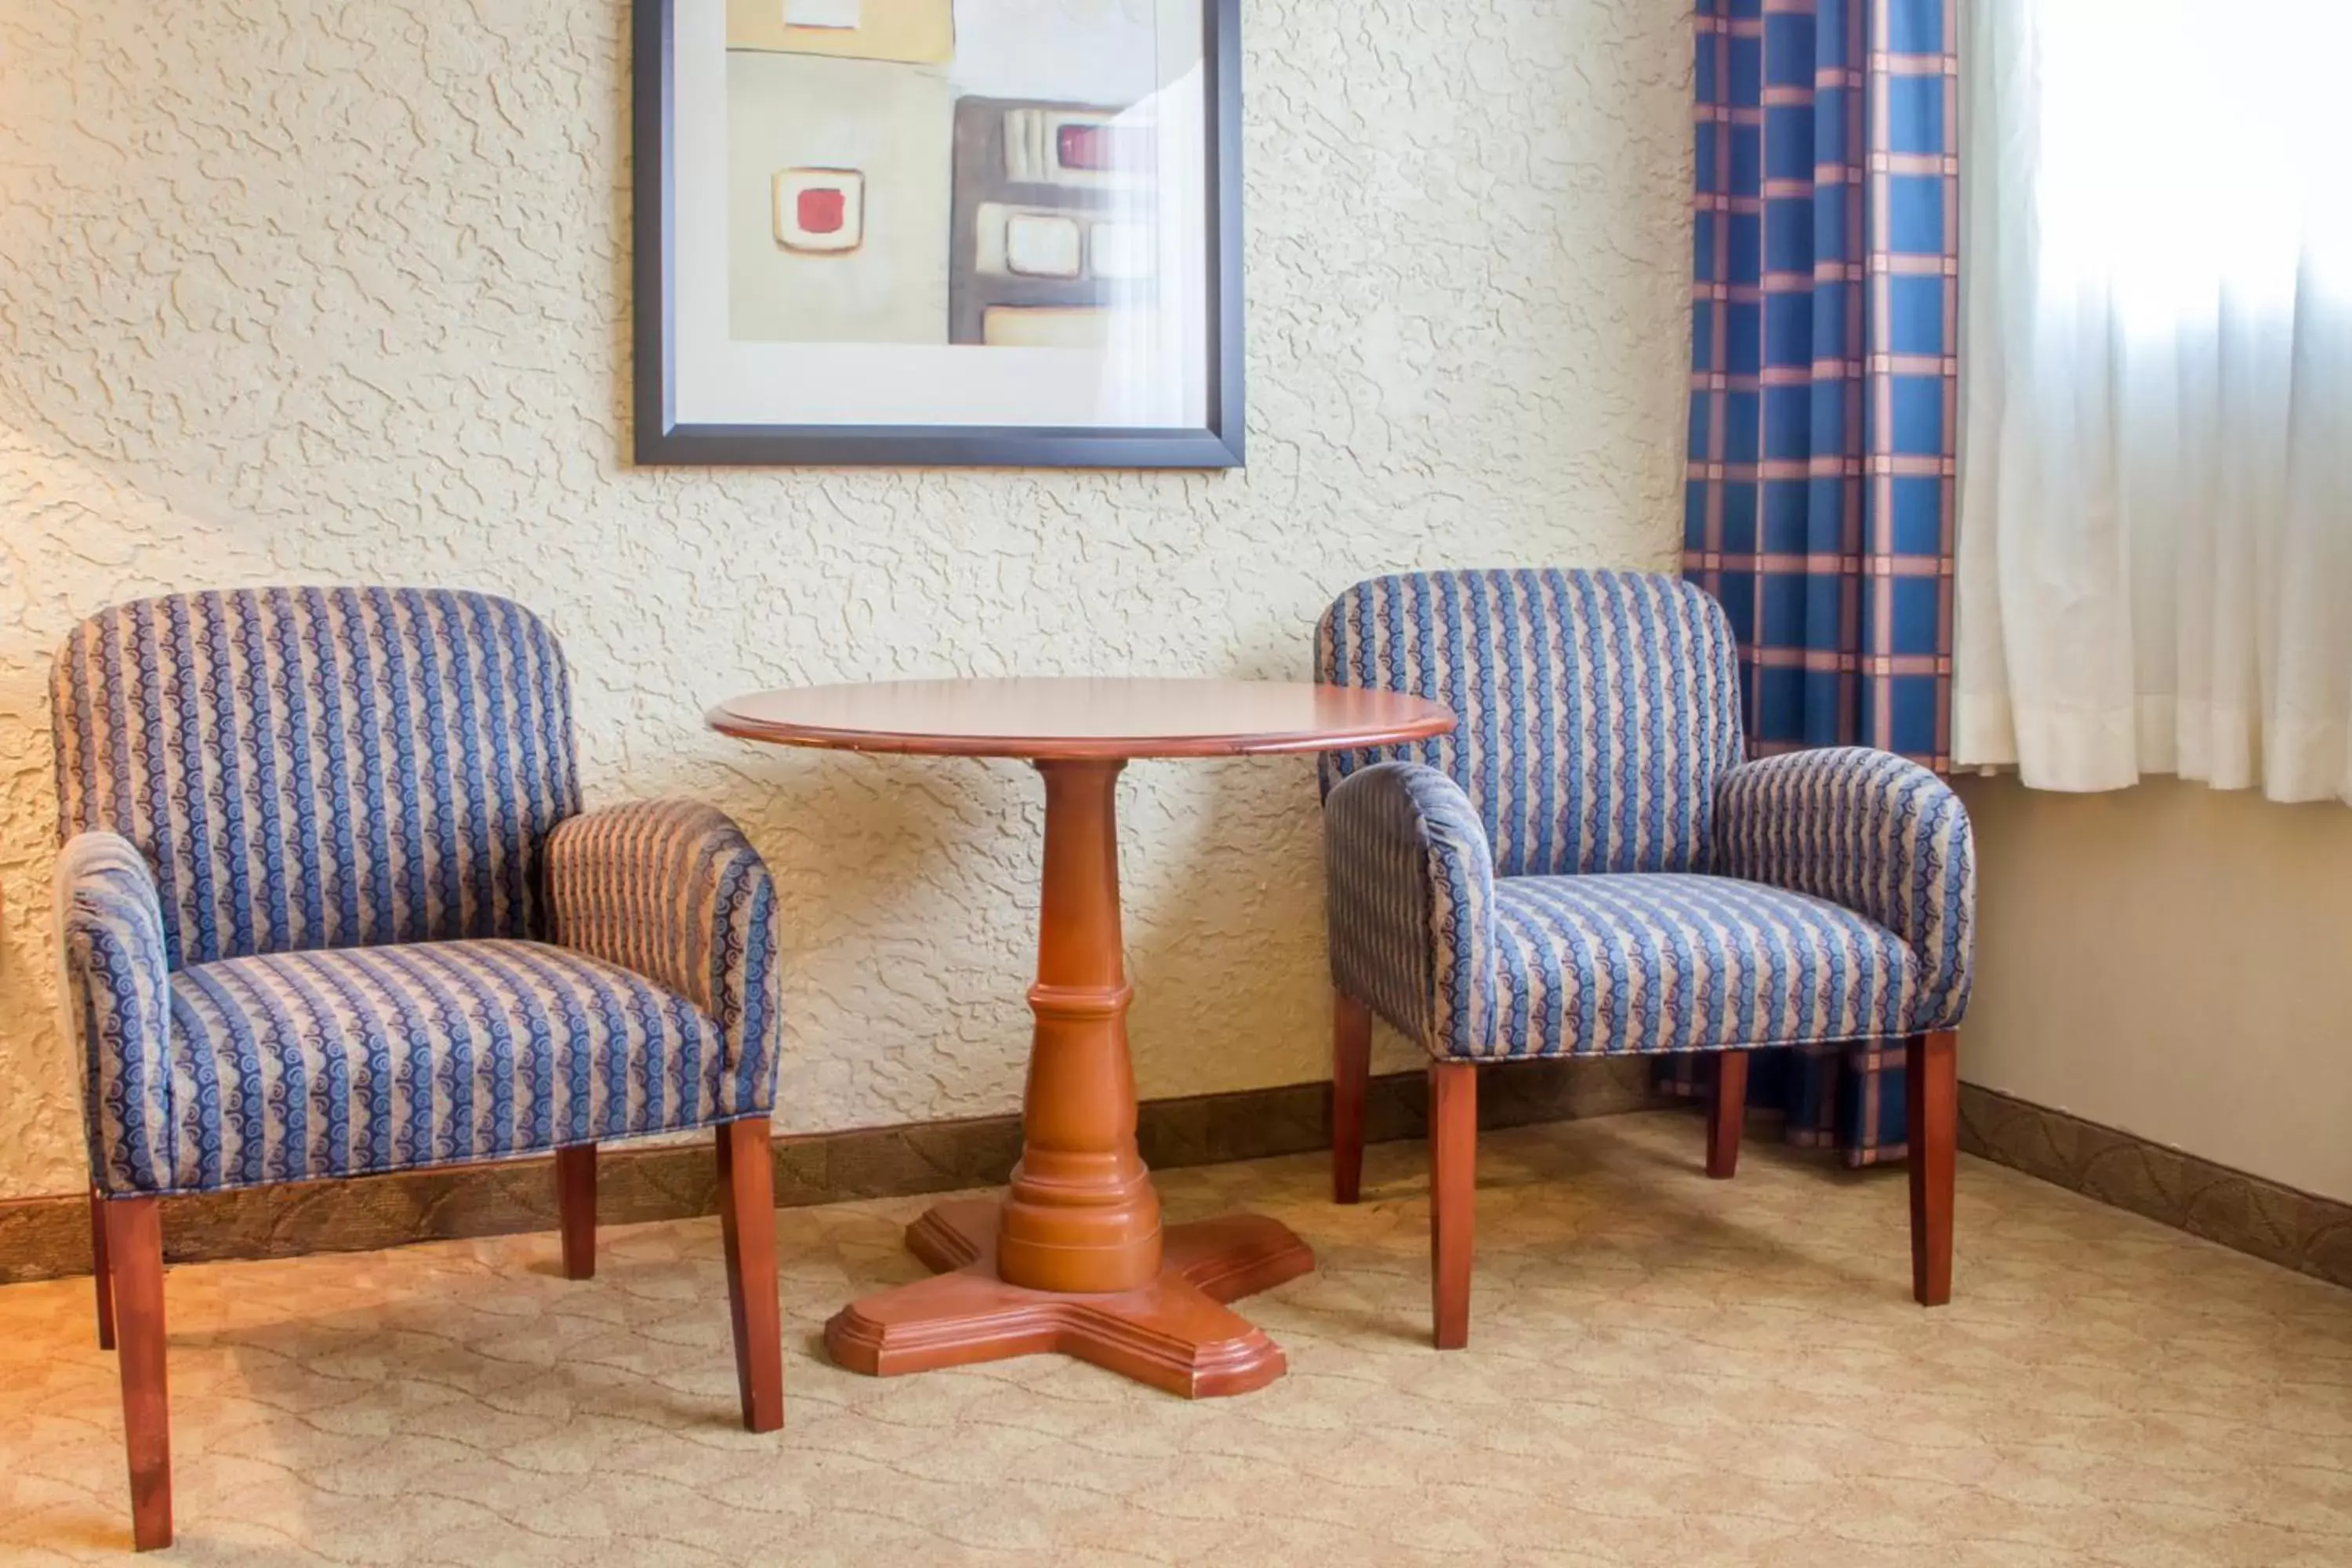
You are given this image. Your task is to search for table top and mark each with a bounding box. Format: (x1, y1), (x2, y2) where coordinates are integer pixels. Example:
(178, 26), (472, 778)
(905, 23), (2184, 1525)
(708, 677), (1455, 760)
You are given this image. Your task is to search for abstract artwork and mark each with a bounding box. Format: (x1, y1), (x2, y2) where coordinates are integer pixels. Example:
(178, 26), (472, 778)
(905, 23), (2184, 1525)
(635, 0), (1243, 467)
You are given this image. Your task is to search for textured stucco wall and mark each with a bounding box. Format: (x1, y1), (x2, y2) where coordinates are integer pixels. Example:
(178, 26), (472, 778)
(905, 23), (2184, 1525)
(0, 2), (1691, 1200)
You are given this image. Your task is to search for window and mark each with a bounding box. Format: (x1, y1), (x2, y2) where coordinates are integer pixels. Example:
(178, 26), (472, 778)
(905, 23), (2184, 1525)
(1954, 0), (2352, 804)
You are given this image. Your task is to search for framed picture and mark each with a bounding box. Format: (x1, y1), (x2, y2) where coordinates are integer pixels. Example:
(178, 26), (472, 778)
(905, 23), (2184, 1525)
(632, 0), (1244, 469)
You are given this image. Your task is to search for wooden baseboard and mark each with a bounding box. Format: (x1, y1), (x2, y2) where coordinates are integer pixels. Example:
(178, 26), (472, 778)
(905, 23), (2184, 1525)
(10, 1072), (2339, 1296)
(1958, 1083), (2352, 1292)
(0, 1057), (1660, 1284)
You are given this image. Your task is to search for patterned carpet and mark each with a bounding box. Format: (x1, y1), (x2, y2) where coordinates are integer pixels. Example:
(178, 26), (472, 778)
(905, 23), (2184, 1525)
(2, 1111), (2346, 1566)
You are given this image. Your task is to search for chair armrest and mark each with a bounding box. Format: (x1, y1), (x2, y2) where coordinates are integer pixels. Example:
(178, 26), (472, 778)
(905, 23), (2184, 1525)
(1324, 762), (1500, 1058)
(54, 833), (176, 1193)
(545, 800), (782, 1116)
(1713, 749), (1976, 1031)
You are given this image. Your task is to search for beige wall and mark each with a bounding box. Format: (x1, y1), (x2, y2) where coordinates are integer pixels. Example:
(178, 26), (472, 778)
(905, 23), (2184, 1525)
(1956, 775), (2352, 1205)
(0, 2), (1693, 1200)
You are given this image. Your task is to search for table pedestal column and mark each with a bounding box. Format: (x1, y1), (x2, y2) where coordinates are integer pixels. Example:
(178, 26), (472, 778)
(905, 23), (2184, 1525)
(824, 758), (1316, 1398)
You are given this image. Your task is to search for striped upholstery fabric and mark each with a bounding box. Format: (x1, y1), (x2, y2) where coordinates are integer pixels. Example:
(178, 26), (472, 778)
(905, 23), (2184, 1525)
(1321, 568), (1974, 1066)
(52, 587), (579, 968)
(546, 800), (781, 1119)
(1713, 747), (1973, 1032)
(1316, 571), (1745, 877)
(54, 833), (176, 1189)
(1489, 875), (1914, 1061)
(52, 588), (783, 1196)
(148, 942), (729, 1195)
(1324, 762), (1499, 1062)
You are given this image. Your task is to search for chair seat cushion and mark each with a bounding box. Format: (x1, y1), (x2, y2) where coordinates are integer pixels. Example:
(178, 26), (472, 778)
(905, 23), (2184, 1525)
(161, 940), (732, 1192)
(1483, 874), (1918, 1059)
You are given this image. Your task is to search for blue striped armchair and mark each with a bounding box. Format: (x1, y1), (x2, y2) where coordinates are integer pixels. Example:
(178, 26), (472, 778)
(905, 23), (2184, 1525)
(1317, 570), (1974, 1348)
(51, 588), (786, 1550)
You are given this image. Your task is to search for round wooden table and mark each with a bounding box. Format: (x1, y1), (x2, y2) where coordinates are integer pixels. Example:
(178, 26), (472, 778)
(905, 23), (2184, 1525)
(710, 677), (1454, 1397)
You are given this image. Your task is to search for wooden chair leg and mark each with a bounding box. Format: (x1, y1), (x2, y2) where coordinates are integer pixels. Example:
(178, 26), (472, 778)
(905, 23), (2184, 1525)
(103, 1197), (170, 1552)
(1907, 1029), (1958, 1306)
(716, 1116), (783, 1432)
(1332, 992), (1371, 1203)
(556, 1145), (597, 1280)
(1429, 1062), (1478, 1350)
(91, 1185), (117, 1351)
(1706, 1050), (1749, 1180)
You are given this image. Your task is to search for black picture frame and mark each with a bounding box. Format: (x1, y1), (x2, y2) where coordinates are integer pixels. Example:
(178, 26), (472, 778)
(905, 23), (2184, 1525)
(631, 0), (1245, 469)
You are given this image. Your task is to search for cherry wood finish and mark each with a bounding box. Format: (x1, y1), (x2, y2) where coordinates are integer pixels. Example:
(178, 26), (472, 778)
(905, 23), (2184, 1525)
(996, 760), (1163, 1291)
(556, 1145), (597, 1280)
(1706, 1051), (1750, 1180)
(826, 1196), (1312, 1397)
(717, 678), (1452, 1396)
(1331, 993), (1372, 1204)
(710, 677), (1454, 760)
(89, 1128), (787, 1548)
(817, 757), (1308, 1388)
(1413, 1033), (1962, 1345)
(1429, 1063), (1478, 1350)
(1907, 1029), (1958, 1307)
(90, 1186), (115, 1352)
(717, 1117), (785, 1432)
(103, 1198), (169, 1552)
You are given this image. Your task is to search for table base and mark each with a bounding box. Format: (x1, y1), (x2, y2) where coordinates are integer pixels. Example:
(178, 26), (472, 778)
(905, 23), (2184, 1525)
(824, 1198), (1316, 1399)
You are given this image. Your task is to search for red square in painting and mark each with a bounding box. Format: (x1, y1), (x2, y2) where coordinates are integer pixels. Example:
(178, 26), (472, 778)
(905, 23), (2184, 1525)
(797, 187), (847, 235)
(1056, 122), (1150, 172)
(773, 169), (864, 252)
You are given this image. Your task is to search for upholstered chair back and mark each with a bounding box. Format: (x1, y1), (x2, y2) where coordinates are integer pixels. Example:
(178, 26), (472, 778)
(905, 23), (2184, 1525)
(1316, 569), (1745, 878)
(52, 587), (580, 967)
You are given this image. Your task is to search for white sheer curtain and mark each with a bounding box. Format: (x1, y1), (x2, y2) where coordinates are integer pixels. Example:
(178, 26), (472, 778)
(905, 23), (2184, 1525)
(1955, 0), (2352, 802)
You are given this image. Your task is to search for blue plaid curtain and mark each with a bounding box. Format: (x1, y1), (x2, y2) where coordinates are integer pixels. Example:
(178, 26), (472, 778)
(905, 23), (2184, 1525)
(1670, 0), (1961, 1166)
